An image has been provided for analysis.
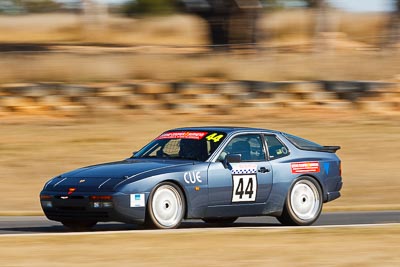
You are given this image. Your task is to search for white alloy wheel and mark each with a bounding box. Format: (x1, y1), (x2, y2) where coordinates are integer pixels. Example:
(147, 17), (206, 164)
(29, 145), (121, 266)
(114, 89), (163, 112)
(148, 183), (185, 229)
(277, 176), (323, 226)
(289, 179), (321, 221)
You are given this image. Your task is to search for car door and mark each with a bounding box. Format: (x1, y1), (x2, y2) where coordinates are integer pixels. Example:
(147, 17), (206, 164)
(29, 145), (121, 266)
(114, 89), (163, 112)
(206, 133), (273, 217)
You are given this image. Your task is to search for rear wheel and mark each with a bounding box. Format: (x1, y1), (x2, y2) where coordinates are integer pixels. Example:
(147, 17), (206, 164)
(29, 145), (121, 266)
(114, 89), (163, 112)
(202, 217), (238, 225)
(61, 221), (97, 231)
(146, 182), (185, 229)
(277, 176), (323, 226)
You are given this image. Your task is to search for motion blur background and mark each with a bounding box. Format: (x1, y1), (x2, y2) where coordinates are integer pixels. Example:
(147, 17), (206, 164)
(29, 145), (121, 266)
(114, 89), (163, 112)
(0, 0), (399, 217)
(0, 1), (400, 266)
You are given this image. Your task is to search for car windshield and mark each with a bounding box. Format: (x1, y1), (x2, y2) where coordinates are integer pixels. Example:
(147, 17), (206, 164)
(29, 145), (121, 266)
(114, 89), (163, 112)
(133, 131), (227, 161)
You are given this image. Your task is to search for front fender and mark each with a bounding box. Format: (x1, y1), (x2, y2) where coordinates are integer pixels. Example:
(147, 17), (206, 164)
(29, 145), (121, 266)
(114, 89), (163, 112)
(116, 164), (210, 219)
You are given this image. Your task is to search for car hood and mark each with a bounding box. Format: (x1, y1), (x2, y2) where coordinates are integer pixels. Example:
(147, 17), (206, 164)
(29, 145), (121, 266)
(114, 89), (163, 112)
(45, 159), (193, 192)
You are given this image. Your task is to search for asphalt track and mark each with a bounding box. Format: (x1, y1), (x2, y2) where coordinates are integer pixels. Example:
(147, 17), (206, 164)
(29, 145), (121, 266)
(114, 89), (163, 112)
(0, 211), (399, 235)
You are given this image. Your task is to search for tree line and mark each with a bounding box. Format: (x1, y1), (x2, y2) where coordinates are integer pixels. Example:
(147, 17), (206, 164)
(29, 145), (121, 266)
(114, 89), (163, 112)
(1, 0), (399, 49)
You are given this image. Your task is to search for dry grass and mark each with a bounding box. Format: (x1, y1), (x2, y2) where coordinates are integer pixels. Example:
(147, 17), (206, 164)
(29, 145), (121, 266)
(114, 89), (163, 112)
(336, 12), (389, 44)
(0, 12), (398, 83)
(0, 225), (399, 266)
(0, 52), (400, 83)
(0, 11), (389, 45)
(260, 9), (316, 41)
(0, 14), (207, 45)
(0, 115), (399, 214)
(0, 14), (82, 43)
(260, 10), (388, 45)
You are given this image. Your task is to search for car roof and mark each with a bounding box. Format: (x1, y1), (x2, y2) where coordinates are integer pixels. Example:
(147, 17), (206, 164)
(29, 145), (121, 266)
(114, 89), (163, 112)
(170, 126), (281, 135)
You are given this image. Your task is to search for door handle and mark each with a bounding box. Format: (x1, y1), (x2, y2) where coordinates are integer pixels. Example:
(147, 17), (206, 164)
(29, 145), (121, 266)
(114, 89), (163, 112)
(258, 167), (270, 173)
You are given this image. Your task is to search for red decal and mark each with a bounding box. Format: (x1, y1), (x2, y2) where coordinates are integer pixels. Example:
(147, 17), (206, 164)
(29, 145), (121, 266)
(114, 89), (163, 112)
(291, 162), (320, 174)
(156, 131), (208, 140)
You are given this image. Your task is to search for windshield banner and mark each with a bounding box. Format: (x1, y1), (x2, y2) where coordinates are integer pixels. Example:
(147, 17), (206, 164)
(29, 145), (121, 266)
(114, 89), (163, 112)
(156, 131), (208, 140)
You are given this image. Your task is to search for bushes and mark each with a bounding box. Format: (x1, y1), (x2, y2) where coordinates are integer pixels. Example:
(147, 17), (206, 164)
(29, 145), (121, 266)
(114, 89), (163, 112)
(23, 0), (62, 13)
(121, 0), (178, 17)
(0, 0), (61, 14)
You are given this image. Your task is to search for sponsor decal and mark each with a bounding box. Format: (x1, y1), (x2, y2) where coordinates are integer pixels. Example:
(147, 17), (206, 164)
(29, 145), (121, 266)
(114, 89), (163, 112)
(184, 171), (202, 184)
(291, 161), (320, 174)
(276, 147), (288, 155)
(156, 131), (208, 140)
(130, 193), (145, 207)
(231, 163), (258, 175)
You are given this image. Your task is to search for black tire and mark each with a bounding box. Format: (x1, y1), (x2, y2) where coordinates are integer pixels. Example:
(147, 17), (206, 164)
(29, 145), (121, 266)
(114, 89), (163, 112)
(277, 176), (323, 226)
(145, 182), (186, 229)
(61, 221), (97, 231)
(202, 217), (238, 224)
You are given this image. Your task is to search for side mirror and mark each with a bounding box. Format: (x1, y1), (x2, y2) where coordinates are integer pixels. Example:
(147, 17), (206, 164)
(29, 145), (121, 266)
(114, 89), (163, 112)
(226, 154), (241, 163)
(222, 154), (241, 168)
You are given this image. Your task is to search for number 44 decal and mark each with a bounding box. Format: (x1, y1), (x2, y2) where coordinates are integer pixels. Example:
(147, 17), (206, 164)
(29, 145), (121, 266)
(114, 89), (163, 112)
(232, 175), (258, 202)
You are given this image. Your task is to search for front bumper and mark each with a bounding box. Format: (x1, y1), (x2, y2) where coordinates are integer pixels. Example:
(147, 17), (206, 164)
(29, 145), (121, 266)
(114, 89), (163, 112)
(40, 191), (146, 224)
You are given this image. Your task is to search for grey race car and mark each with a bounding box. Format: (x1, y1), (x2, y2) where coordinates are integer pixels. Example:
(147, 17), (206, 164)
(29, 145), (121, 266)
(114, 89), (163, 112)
(40, 127), (342, 230)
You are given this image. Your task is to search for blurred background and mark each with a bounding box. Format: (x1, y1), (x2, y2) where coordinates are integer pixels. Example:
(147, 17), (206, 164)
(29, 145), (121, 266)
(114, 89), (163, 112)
(1, 3), (400, 267)
(0, 0), (400, 82)
(0, 0), (399, 214)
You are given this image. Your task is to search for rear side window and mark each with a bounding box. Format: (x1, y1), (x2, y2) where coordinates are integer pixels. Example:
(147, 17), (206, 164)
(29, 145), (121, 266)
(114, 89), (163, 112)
(283, 133), (323, 150)
(264, 135), (289, 160)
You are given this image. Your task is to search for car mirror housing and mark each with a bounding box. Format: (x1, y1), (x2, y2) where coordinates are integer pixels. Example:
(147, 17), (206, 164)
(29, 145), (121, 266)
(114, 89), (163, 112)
(226, 154), (241, 163)
(222, 153), (241, 168)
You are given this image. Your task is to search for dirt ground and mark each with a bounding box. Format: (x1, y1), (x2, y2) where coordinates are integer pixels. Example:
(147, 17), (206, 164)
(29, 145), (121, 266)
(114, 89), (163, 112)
(0, 113), (399, 214)
(0, 225), (399, 266)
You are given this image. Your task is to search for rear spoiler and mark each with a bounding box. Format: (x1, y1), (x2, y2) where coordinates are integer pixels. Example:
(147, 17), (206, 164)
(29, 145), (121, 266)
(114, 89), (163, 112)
(301, 146), (341, 153)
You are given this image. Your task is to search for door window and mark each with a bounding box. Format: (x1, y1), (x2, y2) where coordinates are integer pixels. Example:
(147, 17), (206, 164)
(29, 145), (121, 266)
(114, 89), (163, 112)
(221, 134), (266, 162)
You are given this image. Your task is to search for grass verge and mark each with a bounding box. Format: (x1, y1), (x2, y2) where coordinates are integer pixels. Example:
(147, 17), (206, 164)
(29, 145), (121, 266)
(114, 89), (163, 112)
(0, 225), (399, 266)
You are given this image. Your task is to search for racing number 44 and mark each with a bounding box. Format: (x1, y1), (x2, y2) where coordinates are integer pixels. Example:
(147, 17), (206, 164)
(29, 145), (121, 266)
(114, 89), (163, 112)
(236, 178), (253, 198)
(232, 175), (257, 202)
(206, 133), (224, 143)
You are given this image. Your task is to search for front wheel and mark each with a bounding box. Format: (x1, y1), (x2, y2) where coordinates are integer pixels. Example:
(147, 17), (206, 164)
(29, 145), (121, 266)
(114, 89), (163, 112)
(277, 177), (323, 226)
(146, 182), (186, 229)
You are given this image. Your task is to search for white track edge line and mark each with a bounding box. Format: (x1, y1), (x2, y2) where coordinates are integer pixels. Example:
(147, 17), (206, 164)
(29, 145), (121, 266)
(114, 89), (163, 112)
(1, 223), (399, 238)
